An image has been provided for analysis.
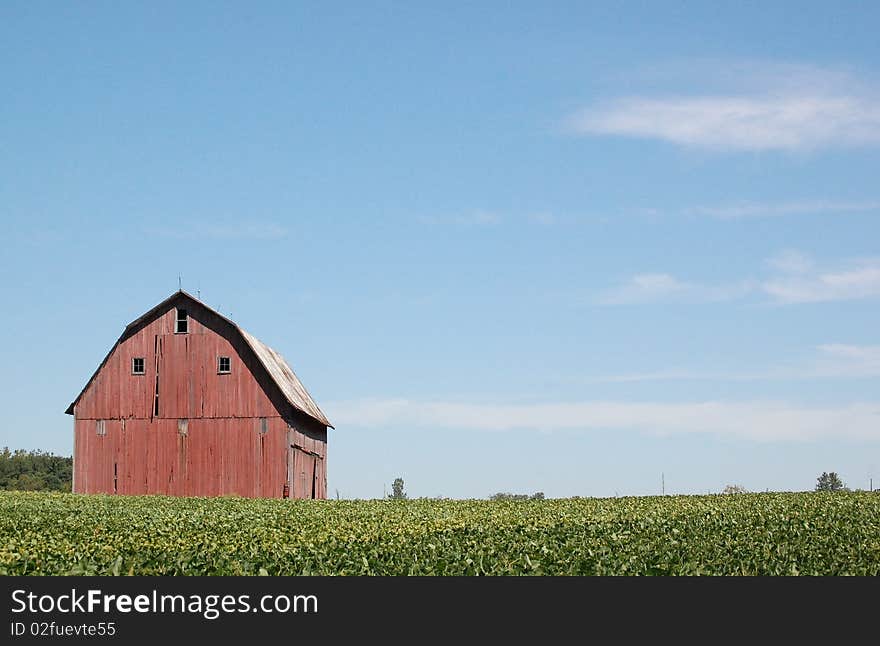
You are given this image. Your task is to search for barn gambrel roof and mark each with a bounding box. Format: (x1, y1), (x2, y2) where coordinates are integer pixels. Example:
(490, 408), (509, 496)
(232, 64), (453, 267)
(65, 290), (332, 428)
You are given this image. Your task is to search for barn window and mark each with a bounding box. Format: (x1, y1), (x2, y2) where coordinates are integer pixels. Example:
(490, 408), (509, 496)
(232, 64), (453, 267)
(175, 308), (188, 333)
(218, 356), (231, 374)
(131, 357), (145, 375)
(96, 420), (106, 436)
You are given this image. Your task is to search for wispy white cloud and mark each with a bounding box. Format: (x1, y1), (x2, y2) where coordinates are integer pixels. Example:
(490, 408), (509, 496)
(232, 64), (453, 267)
(149, 222), (288, 240)
(326, 397), (880, 442)
(599, 273), (753, 305)
(565, 63), (880, 151)
(762, 257), (880, 303)
(568, 96), (880, 151)
(689, 200), (880, 220)
(813, 344), (880, 378)
(766, 249), (814, 275)
(601, 253), (880, 306)
(579, 370), (721, 384)
(580, 343), (880, 384)
(601, 273), (688, 303)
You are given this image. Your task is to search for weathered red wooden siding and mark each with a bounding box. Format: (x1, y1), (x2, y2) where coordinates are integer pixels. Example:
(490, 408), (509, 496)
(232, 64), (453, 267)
(73, 302), (327, 498)
(75, 308), (283, 421)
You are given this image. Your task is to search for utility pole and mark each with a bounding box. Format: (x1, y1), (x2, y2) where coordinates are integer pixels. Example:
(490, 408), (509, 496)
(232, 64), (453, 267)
(662, 472), (665, 496)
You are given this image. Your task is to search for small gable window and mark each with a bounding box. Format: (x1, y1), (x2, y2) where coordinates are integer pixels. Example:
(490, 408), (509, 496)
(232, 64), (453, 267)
(132, 357), (145, 375)
(218, 356), (231, 374)
(175, 308), (188, 333)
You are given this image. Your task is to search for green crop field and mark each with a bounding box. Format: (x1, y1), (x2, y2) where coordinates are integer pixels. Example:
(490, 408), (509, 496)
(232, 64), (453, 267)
(1, 491), (878, 575)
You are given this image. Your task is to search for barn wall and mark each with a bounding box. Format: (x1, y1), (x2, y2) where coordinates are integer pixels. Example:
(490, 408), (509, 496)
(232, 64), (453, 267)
(73, 416), (296, 497)
(73, 299), (328, 499)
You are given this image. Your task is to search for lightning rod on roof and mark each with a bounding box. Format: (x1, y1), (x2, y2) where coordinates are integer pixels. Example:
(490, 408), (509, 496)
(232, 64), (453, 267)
(178, 275), (182, 292)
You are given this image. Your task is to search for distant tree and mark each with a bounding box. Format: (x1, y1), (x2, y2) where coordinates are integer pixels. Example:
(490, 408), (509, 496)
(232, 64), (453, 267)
(815, 472), (846, 492)
(491, 492), (525, 500)
(0, 448), (72, 492)
(491, 491), (545, 501)
(389, 477), (407, 500)
(722, 484), (748, 494)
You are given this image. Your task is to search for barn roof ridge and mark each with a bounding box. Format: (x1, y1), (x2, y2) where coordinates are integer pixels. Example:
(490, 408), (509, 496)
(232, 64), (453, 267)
(65, 290), (332, 428)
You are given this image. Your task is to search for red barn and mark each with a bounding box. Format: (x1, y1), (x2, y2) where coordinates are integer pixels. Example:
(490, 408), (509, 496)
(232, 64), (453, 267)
(66, 291), (332, 498)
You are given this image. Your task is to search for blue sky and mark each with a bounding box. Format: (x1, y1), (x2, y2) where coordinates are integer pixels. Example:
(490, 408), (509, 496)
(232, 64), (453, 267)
(2, 2), (878, 498)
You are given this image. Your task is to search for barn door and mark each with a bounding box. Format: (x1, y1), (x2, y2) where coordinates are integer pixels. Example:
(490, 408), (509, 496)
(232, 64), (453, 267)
(157, 333), (205, 419)
(288, 446), (322, 499)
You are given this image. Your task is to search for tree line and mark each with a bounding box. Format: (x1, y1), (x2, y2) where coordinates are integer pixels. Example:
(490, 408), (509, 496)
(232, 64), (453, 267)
(0, 461), (870, 496)
(0, 448), (72, 492)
